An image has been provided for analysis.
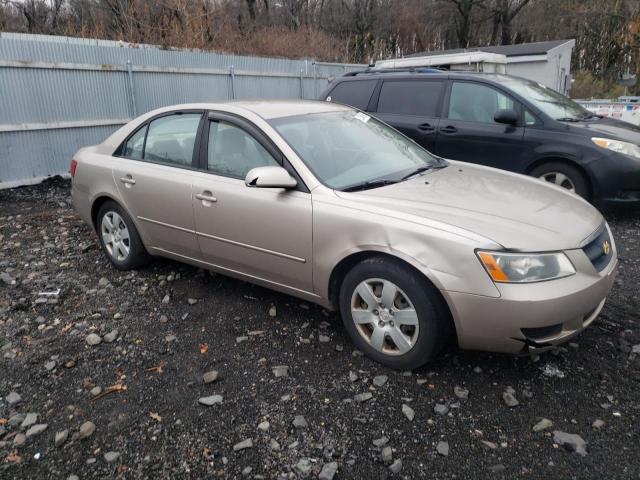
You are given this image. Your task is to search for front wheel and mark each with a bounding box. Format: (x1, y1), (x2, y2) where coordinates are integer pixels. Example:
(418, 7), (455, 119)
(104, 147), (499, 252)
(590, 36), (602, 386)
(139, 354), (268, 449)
(339, 257), (452, 369)
(530, 162), (590, 200)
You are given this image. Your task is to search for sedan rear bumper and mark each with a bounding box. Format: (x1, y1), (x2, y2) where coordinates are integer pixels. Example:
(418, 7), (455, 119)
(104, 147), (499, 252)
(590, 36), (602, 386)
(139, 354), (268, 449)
(444, 252), (617, 354)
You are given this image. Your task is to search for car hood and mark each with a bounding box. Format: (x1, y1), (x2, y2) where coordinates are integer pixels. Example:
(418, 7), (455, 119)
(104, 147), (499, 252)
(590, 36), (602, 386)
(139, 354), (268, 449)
(567, 116), (640, 144)
(335, 162), (603, 251)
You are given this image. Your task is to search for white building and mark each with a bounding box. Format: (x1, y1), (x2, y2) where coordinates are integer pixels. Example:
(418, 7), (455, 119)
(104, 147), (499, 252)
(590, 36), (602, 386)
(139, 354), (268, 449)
(379, 39), (575, 95)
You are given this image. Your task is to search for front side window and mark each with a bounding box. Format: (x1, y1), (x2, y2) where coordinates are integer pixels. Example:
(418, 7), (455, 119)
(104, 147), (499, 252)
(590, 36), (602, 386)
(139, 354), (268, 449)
(207, 121), (279, 179)
(143, 113), (201, 166)
(269, 110), (443, 190)
(377, 80), (444, 116)
(448, 82), (515, 123)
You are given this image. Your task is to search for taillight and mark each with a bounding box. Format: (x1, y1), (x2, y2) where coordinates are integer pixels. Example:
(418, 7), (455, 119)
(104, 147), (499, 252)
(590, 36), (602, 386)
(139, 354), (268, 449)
(69, 159), (78, 177)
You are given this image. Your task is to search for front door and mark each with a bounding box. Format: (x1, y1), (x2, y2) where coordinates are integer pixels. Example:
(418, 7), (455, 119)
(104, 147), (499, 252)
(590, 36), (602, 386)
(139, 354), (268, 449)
(373, 79), (445, 153)
(192, 114), (314, 293)
(435, 81), (525, 171)
(111, 111), (204, 257)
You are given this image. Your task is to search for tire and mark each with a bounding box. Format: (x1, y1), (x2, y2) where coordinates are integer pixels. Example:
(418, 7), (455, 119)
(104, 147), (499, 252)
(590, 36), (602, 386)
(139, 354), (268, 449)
(529, 162), (590, 200)
(339, 256), (452, 370)
(96, 200), (150, 270)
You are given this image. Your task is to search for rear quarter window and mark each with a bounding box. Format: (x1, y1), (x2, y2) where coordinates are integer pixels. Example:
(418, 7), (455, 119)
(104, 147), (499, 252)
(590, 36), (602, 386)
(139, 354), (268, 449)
(326, 80), (377, 110)
(377, 80), (444, 117)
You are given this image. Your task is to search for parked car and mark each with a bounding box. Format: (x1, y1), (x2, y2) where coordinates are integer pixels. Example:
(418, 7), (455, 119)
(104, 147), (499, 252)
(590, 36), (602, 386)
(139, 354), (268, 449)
(321, 70), (640, 208)
(71, 101), (617, 369)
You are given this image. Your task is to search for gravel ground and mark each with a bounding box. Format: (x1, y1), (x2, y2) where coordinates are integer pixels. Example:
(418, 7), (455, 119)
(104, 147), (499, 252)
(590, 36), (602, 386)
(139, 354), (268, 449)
(1, 178), (639, 480)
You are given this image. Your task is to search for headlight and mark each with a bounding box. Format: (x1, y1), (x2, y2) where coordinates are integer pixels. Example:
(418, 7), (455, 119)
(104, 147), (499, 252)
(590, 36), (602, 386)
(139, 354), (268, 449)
(592, 137), (640, 159)
(477, 251), (575, 283)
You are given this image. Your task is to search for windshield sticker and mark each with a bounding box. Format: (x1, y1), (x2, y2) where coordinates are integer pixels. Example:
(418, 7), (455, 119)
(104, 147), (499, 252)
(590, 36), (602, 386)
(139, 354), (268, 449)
(354, 112), (370, 123)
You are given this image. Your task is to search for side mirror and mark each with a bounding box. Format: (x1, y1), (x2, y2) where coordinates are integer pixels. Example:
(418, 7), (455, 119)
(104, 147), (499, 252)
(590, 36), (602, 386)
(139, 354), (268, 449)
(245, 166), (297, 189)
(494, 109), (519, 126)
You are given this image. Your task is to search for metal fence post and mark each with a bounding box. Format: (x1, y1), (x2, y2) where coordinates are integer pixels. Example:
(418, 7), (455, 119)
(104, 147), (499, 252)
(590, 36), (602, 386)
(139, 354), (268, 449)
(229, 65), (236, 99)
(313, 61), (318, 98)
(126, 60), (137, 117)
(299, 69), (304, 99)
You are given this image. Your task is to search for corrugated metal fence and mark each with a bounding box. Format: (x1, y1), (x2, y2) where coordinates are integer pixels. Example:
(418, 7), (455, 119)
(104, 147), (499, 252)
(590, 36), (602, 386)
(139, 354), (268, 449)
(0, 32), (364, 188)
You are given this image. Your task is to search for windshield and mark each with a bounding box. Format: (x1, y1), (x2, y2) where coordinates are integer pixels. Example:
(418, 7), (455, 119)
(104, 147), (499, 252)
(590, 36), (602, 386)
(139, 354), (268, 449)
(269, 110), (442, 190)
(503, 77), (591, 121)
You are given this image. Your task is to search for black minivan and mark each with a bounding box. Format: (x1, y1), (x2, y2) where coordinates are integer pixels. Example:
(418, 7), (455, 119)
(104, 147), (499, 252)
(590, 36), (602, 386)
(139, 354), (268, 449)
(321, 70), (640, 208)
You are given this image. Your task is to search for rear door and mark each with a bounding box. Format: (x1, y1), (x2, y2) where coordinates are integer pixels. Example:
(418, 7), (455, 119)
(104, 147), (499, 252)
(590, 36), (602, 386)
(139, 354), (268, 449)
(191, 112), (314, 293)
(435, 80), (525, 171)
(325, 79), (378, 111)
(111, 111), (204, 257)
(372, 79), (445, 152)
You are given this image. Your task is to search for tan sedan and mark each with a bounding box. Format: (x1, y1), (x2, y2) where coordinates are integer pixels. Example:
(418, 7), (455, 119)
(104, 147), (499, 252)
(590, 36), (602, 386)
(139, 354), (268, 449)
(71, 101), (617, 369)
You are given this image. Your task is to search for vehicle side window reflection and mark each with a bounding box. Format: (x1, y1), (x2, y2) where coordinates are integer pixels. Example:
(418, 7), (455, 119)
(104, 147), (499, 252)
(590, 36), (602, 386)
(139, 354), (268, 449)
(448, 82), (515, 124)
(207, 121), (279, 179)
(143, 114), (201, 166)
(122, 125), (146, 160)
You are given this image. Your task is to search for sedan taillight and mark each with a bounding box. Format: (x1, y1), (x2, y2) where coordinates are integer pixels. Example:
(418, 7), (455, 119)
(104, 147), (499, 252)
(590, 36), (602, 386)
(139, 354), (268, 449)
(69, 159), (78, 177)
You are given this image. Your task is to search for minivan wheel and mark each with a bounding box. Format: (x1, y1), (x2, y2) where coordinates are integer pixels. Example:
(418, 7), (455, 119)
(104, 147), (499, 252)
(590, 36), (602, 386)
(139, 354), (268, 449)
(97, 201), (150, 270)
(339, 256), (452, 369)
(530, 162), (589, 199)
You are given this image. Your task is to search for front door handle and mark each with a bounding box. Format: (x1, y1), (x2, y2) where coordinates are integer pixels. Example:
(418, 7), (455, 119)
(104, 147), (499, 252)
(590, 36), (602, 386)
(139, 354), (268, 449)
(439, 125), (458, 134)
(196, 192), (217, 203)
(417, 123), (435, 132)
(120, 175), (136, 185)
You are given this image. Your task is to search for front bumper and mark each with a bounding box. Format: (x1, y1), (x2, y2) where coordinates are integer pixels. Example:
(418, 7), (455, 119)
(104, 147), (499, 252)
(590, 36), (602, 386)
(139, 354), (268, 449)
(444, 248), (617, 354)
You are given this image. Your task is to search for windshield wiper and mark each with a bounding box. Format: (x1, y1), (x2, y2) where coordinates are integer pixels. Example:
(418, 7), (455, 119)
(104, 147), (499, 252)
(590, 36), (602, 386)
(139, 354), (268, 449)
(401, 165), (434, 180)
(556, 117), (580, 122)
(342, 179), (398, 192)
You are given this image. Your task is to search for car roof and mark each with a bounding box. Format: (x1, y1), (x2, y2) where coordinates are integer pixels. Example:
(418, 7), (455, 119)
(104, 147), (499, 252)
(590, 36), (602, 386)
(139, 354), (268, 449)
(145, 100), (351, 121)
(335, 70), (520, 86)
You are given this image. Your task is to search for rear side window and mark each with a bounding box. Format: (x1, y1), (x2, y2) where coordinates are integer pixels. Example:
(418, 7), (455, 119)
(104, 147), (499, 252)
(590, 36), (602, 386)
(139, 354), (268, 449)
(377, 80), (444, 117)
(144, 114), (201, 166)
(326, 80), (377, 110)
(122, 125), (146, 160)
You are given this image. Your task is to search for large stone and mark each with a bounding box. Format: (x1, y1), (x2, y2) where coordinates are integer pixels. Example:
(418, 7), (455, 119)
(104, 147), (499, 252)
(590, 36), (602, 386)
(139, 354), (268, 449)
(79, 421), (96, 439)
(553, 430), (588, 456)
(55, 429), (69, 447)
(203, 370), (219, 384)
(293, 415), (308, 429)
(85, 334), (102, 346)
(436, 441), (449, 456)
(6, 391), (22, 406)
(402, 404), (415, 421)
(198, 395), (223, 406)
(533, 418), (553, 432)
(233, 438), (253, 451)
(25, 424), (48, 438)
(318, 461), (338, 480)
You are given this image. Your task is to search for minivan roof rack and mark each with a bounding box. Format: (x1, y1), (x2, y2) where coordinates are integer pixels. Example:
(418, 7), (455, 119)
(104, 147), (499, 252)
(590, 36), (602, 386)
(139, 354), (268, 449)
(343, 67), (446, 77)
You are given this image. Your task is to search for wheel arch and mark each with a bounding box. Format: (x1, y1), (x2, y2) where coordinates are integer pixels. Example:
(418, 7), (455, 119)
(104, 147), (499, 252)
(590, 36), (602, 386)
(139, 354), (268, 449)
(90, 195), (120, 232)
(524, 156), (593, 199)
(328, 250), (453, 324)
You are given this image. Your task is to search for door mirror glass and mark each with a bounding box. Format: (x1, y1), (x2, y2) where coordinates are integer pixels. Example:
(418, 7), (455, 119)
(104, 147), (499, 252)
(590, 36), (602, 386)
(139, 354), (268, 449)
(245, 166), (297, 189)
(494, 109), (519, 125)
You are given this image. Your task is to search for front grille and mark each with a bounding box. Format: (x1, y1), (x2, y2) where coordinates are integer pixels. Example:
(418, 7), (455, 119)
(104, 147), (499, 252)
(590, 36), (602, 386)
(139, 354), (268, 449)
(582, 224), (613, 272)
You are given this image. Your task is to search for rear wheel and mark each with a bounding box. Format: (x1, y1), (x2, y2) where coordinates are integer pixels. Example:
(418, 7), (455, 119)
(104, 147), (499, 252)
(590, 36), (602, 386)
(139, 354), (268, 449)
(339, 256), (452, 369)
(530, 162), (590, 199)
(97, 201), (150, 270)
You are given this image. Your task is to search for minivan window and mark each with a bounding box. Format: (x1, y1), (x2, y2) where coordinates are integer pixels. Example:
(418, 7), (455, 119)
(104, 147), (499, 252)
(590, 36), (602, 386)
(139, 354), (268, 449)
(207, 121), (279, 179)
(144, 114), (201, 166)
(501, 77), (590, 121)
(448, 82), (515, 123)
(327, 80), (377, 110)
(377, 80), (444, 117)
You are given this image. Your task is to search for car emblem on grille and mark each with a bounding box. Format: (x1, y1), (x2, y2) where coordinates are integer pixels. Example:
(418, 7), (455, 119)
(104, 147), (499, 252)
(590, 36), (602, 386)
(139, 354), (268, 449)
(603, 240), (610, 255)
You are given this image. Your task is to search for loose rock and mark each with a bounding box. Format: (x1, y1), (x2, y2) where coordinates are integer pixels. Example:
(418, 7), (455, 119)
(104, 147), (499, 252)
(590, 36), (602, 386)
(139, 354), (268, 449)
(533, 418), (553, 432)
(402, 404), (415, 421)
(354, 392), (373, 402)
(55, 429), (69, 447)
(198, 395), (223, 406)
(436, 441), (449, 456)
(318, 461), (338, 480)
(373, 375), (388, 387)
(233, 438), (254, 451)
(434, 403), (449, 416)
(553, 430), (588, 456)
(79, 421), (96, 439)
(25, 424), (48, 438)
(293, 415), (308, 429)
(103, 329), (118, 343)
(389, 459), (402, 474)
(203, 370), (219, 384)
(85, 333), (102, 346)
(503, 391), (520, 407)
(104, 451), (120, 463)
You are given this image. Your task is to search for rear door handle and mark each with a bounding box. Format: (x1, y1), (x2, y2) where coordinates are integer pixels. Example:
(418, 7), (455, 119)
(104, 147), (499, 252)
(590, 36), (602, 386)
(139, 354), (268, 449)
(120, 175), (136, 185)
(196, 192), (217, 203)
(439, 125), (458, 134)
(417, 123), (435, 132)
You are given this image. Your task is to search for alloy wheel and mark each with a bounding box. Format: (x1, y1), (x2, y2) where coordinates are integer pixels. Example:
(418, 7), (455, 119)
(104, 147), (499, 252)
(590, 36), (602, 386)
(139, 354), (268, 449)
(101, 211), (131, 262)
(538, 172), (576, 192)
(350, 278), (419, 356)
